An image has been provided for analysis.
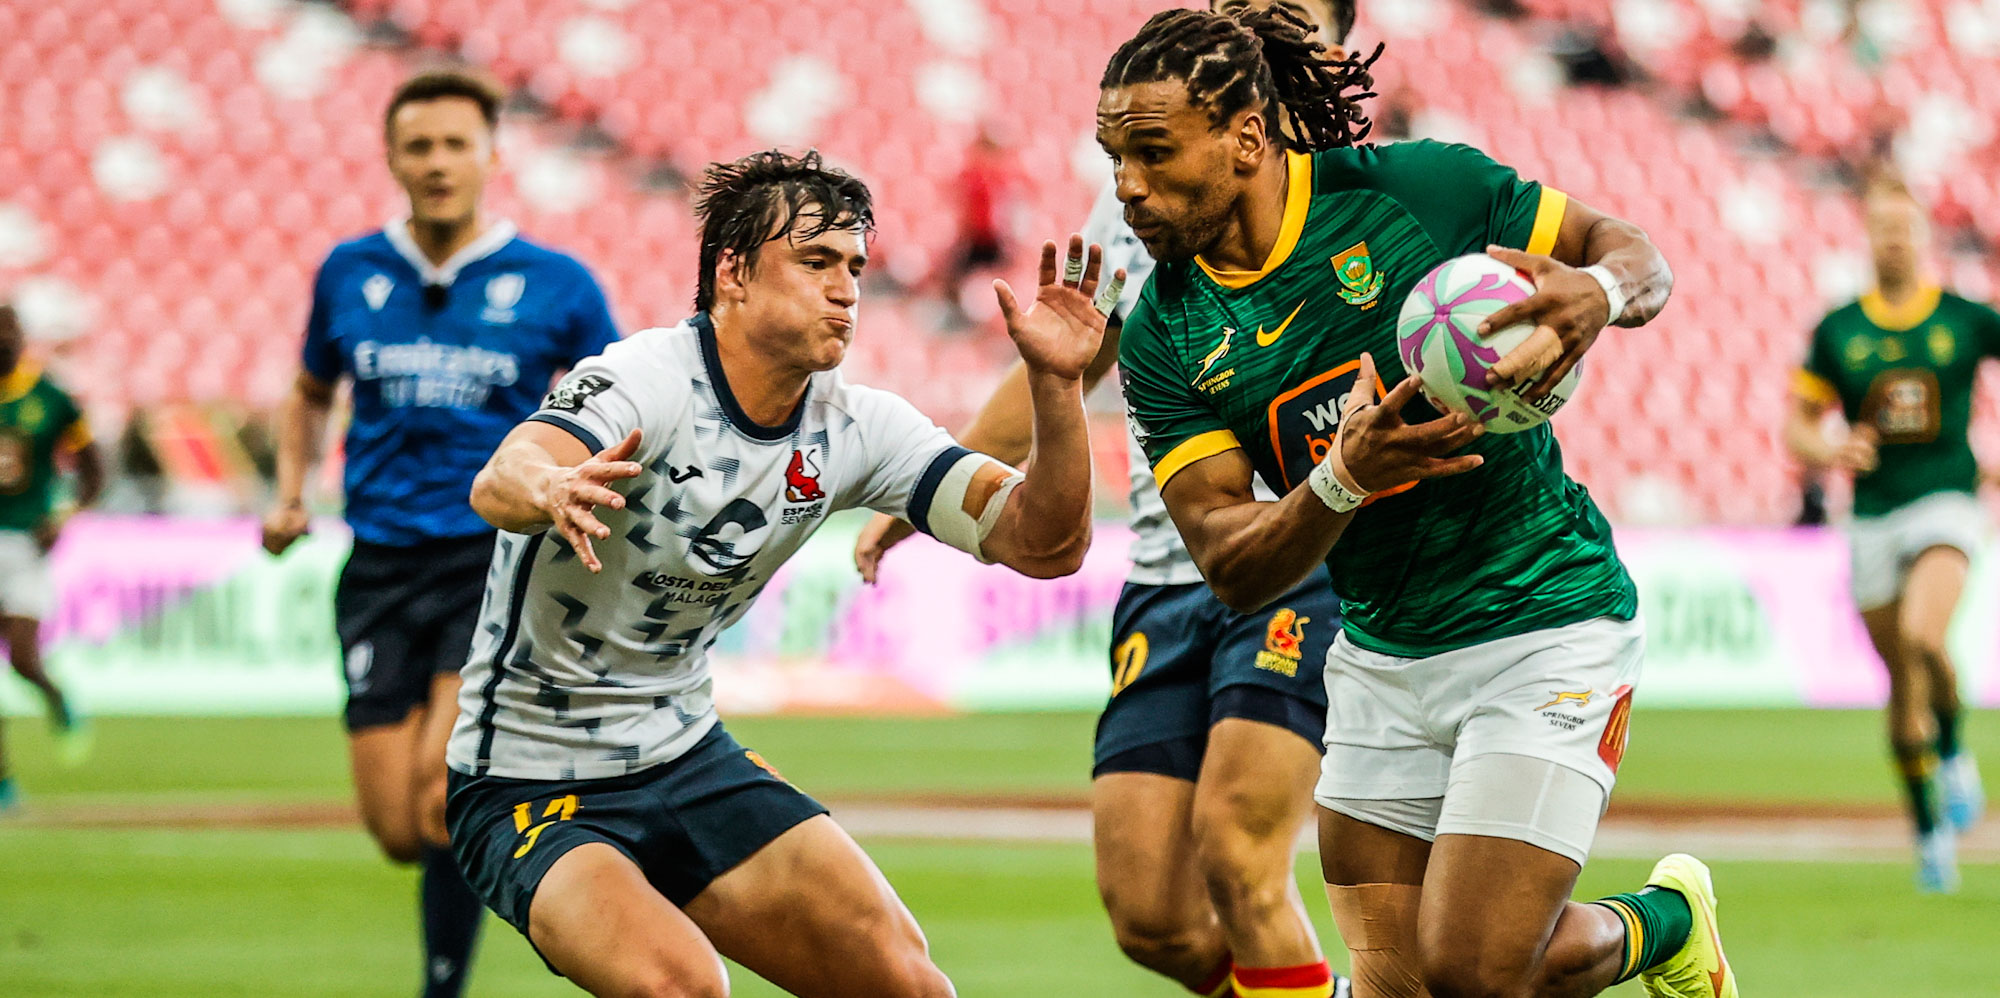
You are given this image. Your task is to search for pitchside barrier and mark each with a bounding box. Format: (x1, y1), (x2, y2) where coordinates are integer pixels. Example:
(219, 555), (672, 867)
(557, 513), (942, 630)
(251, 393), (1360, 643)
(2, 514), (1997, 716)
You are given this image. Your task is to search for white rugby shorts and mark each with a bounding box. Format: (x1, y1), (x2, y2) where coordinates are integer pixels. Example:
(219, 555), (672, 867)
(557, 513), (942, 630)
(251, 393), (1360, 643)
(1848, 490), (1985, 612)
(1314, 616), (1644, 863)
(0, 529), (51, 620)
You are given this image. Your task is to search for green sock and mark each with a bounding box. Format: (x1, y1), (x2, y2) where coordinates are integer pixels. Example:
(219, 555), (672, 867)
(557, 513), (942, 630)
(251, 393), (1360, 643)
(1894, 743), (1941, 834)
(1595, 886), (1693, 983)
(1935, 706), (1963, 760)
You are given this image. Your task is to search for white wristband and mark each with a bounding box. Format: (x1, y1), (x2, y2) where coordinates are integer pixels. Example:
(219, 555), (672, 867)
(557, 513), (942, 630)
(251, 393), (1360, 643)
(1308, 455), (1370, 513)
(1580, 265), (1626, 325)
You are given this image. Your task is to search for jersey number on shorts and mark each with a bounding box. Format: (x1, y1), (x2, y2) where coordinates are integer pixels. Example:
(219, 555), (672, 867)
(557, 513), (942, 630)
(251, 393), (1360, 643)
(1111, 633), (1149, 696)
(511, 794), (580, 859)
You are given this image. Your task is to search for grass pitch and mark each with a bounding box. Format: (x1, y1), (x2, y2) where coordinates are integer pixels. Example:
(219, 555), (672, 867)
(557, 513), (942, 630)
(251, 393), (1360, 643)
(1, 709), (1995, 996)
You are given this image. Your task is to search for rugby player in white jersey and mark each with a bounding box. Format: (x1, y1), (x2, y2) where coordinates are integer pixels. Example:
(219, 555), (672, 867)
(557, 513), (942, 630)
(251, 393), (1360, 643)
(857, 5), (1354, 997)
(444, 149), (1117, 998)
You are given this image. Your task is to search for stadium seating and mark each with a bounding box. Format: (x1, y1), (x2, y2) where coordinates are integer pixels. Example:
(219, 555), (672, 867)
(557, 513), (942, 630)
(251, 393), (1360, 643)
(5, 0), (1993, 524)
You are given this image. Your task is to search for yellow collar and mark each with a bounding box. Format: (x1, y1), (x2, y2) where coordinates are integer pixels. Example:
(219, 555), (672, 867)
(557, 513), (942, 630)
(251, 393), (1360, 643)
(1197, 150), (1313, 290)
(0, 359), (39, 404)
(1859, 283), (1941, 332)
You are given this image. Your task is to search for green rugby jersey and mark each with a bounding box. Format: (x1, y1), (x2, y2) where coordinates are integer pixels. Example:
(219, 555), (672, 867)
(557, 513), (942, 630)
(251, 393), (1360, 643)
(1796, 286), (2000, 517)
(0, 362), (89, 532)
(1119, 141), (1636, 658)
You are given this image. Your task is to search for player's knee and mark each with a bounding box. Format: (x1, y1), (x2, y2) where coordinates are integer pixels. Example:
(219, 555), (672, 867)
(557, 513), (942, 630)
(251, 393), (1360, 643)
(1419, 942), (1536, 998)
(414, 779), (451, 847)
(849, 909), (953, 998)
(618, 966), (727, 998)
(361, 819), (423, 864)
(1194, 780), (1297, 844)
(1898, 630), (1948, 670)
(1191, 811), (1293, 917)
(874, 954), (955, 998)
(374, 836), (423, 865)
(1108, 908), (1210, 972)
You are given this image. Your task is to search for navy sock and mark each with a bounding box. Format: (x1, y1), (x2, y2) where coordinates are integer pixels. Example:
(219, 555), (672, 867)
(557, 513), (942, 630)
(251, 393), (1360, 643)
(419, 845), (483, 998)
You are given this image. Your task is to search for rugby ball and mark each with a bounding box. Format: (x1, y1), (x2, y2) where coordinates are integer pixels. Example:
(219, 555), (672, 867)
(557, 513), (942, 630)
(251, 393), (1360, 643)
(1395, 254), (1580, 434)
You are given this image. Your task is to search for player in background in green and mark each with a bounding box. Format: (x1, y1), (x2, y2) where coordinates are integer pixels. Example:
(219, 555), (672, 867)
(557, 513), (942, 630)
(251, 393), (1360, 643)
(1101, 8), (1727, 998)
(0, 302), (105, 813)
(1786, 173), (1988, 893)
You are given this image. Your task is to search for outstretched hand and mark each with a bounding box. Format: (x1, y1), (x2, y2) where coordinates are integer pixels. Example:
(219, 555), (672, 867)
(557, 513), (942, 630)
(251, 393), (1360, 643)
(853, 512), (918, 585)
(1480, 246), (1613, 401)
(543, 428), (644, 573)
(994, 235), (1124, 381)
(1338, 353), (1485, 493)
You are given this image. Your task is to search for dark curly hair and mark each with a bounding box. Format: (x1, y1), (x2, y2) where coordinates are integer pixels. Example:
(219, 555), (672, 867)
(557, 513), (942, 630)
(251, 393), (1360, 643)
(1104, 6), (1383, 151)
(692, 149), (875, 312)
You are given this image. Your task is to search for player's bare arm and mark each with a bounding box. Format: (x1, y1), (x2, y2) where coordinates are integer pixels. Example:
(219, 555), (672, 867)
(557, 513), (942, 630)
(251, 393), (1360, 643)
(854, 313), (1124, 583)
(1482, 197), (1674, 398)
(261, 370), (337, 555)
(35, 437), (106, 553)
(470, 422), (642, 573)
(972, 236), (1123, 579)
(1162, 354), (1483, 613)
(1783, 390), (1878, 473)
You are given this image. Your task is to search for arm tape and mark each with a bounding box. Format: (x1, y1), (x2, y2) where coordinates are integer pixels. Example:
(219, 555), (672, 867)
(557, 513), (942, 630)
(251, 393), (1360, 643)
(923, 452), (1025, 563)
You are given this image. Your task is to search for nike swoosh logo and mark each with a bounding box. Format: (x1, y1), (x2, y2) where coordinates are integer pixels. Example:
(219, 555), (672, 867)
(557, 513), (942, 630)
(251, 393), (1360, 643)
(1706, 911), (1729, 995)
(1255, 299), (1308, 347)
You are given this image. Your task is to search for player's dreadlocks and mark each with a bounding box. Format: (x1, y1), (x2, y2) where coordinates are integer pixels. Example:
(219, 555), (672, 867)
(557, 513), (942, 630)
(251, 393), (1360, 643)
(1102, 6), (1383, 152)
(692, 149), (875, 312)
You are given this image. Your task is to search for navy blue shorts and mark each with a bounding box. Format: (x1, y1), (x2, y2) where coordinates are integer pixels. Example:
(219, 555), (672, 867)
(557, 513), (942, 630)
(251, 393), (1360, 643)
(1092, 569), (1338, 780)
(335, 532), (493, 731)
(446, 722), (827, 951)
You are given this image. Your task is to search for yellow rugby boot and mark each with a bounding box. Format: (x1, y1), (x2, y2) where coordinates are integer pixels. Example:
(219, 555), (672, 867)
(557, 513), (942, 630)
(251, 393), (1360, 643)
(1638, 854), (1738, 998)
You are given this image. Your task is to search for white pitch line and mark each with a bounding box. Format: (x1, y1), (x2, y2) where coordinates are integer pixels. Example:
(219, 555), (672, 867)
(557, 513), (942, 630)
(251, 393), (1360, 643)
(829, 805), (2000, 865)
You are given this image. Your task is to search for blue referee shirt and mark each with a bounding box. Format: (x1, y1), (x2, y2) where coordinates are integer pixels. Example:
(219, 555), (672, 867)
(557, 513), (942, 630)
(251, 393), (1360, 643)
(303, 220), (621, 546)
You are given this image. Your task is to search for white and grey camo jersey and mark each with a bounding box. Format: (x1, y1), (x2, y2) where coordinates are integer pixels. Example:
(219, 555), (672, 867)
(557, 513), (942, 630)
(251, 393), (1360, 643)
(445, 316), (991, 780)
(1081, 180), (1277, 588)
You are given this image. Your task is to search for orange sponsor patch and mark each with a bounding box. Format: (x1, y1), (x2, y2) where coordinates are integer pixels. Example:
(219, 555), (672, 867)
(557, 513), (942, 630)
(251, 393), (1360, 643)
(1597, 684), (1634, 772)
(745, 750), (788, 782)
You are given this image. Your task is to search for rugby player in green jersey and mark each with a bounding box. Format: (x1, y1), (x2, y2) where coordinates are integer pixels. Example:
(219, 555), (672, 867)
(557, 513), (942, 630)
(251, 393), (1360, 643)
(1100, 8), (1723, 998)
(1786, 174), (1990, 893)
(0, 303), (105, 813)
(858, 5), (1358, 997)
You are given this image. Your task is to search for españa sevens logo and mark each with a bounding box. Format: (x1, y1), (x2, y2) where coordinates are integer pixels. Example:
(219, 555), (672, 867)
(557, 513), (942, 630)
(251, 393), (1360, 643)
(1254, 608), (1309, 677)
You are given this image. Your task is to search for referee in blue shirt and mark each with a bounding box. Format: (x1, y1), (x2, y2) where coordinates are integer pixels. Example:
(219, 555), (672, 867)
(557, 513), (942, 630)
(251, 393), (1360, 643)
(263, 70), (620, 998)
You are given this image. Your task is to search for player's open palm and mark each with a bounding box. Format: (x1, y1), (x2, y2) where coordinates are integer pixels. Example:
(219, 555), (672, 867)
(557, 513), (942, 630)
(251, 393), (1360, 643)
(544, 428), (643, 573)
(1339, 353), (1486, 492)
(995, 235), (1123, 381)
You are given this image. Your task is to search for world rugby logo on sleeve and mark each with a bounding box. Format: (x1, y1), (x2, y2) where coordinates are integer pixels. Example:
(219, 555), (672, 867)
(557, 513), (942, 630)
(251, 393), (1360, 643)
(543, 374), (611, 413)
